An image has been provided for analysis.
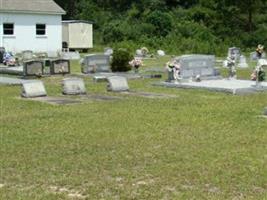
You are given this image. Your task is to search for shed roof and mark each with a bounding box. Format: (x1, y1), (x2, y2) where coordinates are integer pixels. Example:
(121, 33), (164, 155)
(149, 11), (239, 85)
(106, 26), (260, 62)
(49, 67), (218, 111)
(62, 20), (94, 24)
(0, 0), (66, 15)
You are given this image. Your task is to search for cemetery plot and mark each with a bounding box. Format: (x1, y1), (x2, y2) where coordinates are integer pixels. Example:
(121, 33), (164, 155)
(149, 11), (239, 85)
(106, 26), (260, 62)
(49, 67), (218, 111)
(79, 94), (122, 101)
(107, 76), (177, 99)
(81, 54), (111, 73)
(155, 79), (267, 95)
(118, 91), (177, 99)
(24, 96), (82, 105)
(92, 72), (142, 82)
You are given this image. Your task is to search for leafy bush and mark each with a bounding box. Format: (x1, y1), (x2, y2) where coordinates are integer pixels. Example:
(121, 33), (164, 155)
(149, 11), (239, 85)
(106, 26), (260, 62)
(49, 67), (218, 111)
(111, 48), (133, 72)
(145, 11), (173, 37)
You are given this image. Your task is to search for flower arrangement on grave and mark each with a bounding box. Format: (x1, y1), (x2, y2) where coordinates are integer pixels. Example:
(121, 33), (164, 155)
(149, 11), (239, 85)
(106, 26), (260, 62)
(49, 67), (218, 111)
(166, 61), (181, 81)
(129, 58), (143, 73)
(251, 65), (265, 82)
(226, 55), (236, 78)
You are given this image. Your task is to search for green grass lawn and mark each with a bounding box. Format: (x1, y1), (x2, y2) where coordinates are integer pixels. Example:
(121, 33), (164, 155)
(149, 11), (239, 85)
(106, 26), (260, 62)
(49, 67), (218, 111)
(1, 56), (267, 199)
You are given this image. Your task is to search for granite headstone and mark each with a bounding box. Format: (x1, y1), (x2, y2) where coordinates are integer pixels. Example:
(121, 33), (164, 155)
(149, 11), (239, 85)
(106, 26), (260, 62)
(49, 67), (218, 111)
(107, 76), (129, 92)
(21, 81), (47, 98)
(62, 78), (86, 95)
(23, 60), (44, 76)
(50, 59), (70, 75)
(81, 54), (110, 73)
(174, 55), (218, 79)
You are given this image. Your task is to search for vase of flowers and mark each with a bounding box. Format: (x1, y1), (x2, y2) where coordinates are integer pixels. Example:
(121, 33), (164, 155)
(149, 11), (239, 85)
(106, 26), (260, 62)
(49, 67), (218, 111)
(129, 58), (143, 73)
(251, 65), (266, 87)
(166, 61), (181, 82)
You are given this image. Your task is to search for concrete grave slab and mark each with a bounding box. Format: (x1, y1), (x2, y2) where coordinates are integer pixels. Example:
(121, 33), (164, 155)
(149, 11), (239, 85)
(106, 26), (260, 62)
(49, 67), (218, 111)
(0, 66), (23, 75)
(107, 76), (129, 92)
(154, 79), (267, 95)
(80, 94), (122, 101)
(62, 78), (86, 95)
(106, 76), (177, 99)
(119, 91), (177, 99)
(21, 81), (47, 98)
(0, 76), (34, 85)
(24, 96), (82, 105)
(92, 72), (142, 82)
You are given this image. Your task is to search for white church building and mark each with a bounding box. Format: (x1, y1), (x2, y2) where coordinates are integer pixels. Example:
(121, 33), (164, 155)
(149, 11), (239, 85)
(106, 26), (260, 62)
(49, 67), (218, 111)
(0, 0), (65, 54)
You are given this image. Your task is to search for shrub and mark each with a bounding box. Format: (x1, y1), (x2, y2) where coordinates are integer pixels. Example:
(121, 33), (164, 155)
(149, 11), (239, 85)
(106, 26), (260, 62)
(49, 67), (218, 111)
(111, 48), (133, 72)
(145, 11), (173, 37)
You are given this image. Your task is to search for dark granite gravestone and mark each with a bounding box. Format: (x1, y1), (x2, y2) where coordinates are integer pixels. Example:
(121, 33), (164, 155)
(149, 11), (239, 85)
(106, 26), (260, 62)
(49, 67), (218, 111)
(107, 76), (129, 92)
(263, 107), (267, 116)
(50, 59), (70, 75)
(23, 60), (44, 76)
(81, 54), (110, 73)
(62, 78), (86, 95)
(21, 81), (47, 98)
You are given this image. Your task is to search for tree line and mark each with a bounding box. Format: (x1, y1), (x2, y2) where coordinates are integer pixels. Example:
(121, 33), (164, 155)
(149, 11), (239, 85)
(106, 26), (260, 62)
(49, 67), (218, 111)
(55, 0), (267, 55)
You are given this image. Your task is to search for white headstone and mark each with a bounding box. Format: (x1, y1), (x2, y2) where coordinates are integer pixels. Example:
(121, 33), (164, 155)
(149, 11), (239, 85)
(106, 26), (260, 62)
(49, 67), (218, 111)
(104, 48), (113, 56)
(238, 55), (248, 68)
(136, 49), (143, 57)
(62, 78), (86, 95)
(228, 47), (241, 60)
(21, 81), (47, 98)
(107, 76), (129, 92)
(157, 50), (165, 56)
(257, 59), (267, 67)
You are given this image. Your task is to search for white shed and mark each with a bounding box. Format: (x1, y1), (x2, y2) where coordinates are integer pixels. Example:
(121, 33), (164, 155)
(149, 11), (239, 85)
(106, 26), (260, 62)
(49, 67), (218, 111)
(0, 0), (65, 54)
(62, 20), (93, 50)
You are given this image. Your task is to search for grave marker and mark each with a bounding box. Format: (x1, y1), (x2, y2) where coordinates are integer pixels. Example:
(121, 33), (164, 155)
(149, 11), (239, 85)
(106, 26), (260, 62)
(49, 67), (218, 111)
(50, 59), (70, 75)
(238, 55), (248, 68)
(22, 50), (34, 61)
(62, 78), (86, 95)
(174, 55), (218, 79)
(107, 76), (129, 92)
(21, 81), (47, 98)
(228, 47), (241, 60)
(23, 60), (44, 76)
(81, 54), (110, 73)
